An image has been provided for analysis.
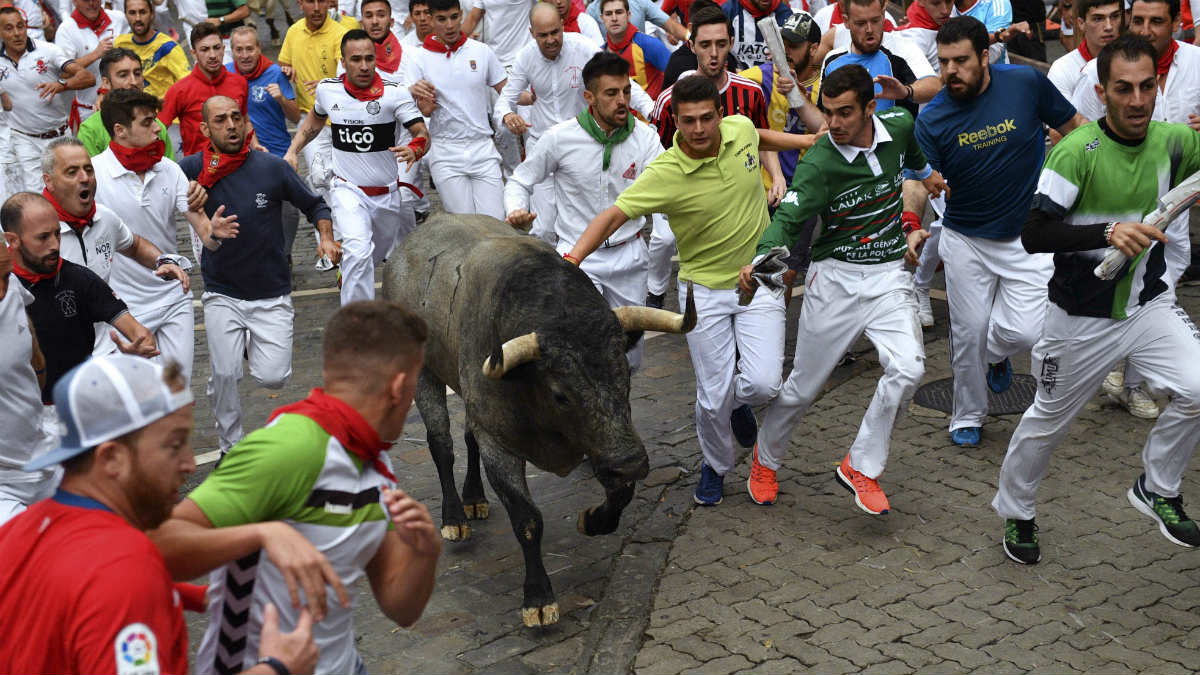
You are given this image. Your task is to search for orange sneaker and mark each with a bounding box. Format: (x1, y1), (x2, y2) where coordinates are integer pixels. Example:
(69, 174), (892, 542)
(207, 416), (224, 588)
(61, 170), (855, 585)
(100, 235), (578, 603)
(835, 454), (889, 515)
(747, 445), (778, 505)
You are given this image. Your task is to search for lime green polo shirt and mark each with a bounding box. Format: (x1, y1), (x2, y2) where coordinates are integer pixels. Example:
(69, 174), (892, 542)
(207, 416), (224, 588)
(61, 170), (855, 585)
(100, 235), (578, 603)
(614, 114), (768, 290)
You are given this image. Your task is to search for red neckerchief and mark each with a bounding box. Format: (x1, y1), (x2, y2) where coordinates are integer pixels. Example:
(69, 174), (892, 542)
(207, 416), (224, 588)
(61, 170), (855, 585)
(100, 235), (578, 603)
(191, 64), (227, 86)
(341, 72), (385, 101)
(71, 8), (112, 35)
(831, 2), (843, 24)
(738, 0), (778, 19)
(13, 257), (62, 284)
(108, 139), (165, 173)
(1077, 40), (1094, 61)
(269, 388), (397, 482)
(563, 0), (584, 32)
(423, 32), (468, 57)
(241, 53), (274, 81)
(904, 1), (940, 29)
(197, 141), (250, 188)
(606, 24), (638, 55)
(374, 32), (403, 73)
(41, 188), (95, 233)
(1157, 39), (1178, 77)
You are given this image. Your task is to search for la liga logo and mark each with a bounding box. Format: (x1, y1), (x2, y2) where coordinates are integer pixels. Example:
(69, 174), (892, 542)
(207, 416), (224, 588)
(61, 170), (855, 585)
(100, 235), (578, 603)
(114, 623), (159, 675)
(120, 630), (151, 666)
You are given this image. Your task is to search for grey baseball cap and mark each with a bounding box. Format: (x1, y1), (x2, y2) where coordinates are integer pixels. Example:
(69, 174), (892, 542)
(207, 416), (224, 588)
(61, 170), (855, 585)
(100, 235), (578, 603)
(781, 11), (821, 44)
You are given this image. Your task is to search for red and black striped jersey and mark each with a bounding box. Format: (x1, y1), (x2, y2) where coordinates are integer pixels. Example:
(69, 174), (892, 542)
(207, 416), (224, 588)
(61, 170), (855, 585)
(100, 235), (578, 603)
(651, 70), (769, 148)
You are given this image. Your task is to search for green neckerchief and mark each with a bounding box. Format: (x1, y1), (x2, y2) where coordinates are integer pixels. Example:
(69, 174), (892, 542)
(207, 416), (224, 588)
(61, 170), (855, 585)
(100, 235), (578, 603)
(576, 107), (634, 170)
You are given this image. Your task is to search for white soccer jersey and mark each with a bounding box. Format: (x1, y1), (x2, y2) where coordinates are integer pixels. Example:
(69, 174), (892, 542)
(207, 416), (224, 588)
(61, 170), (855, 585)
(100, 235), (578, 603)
(1072, 40), (1200, 125)
(93, 149), (192, 313)
(405, 38), (506, 142)
(494, 33), (598, 146)
(57, 203), (135, 284)
(892, 24), (938, 73)
(0, 276), (50, 476)
(505, 116), (662, 246)
(313, 78), (424, 187)
(477, 0), (534, 66)
(1047, 47), (1088, 101)
(54, 10), (128, 111)
(0, 39), (75, 134)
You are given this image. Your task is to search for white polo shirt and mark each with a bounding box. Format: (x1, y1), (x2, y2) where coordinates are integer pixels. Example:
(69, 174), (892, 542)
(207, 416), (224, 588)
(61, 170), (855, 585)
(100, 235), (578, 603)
(1072, 40), (1200, 125)
(504, 115), (662, 247)
(313, 78), (424, 186)
(54, 9), (128, 113)
(0, 275), (52, 479)
(1046, 47), (1088, 101)
(0, 38), (75, 134)
(57, 203), (135, 283)
(494, 33), (599, 146)
(93, 149), (192, 313)
(476, 0), (534, 67)
(405, 37), (505, 143)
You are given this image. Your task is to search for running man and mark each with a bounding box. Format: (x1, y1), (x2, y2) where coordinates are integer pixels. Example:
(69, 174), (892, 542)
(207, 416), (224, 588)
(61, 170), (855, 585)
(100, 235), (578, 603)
(739, 64), (947, 512)
(992, 35), (1200, 564)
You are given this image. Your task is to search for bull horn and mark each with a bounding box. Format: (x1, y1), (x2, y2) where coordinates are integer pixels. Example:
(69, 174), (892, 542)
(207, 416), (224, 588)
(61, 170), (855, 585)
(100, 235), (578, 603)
(612, 281), (697, 334)
(482, 332), (541, 379)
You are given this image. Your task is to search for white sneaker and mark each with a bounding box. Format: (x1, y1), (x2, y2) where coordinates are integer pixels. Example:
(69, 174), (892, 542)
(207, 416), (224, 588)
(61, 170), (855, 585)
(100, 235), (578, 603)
(1101, 368), (1124, 397)
(915, 287), (933, 327)
(1110, 385), (1160, 419)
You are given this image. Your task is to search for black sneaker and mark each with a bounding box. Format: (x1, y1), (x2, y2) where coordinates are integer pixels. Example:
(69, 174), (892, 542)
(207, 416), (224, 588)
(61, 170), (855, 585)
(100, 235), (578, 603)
(730, 404), (758, 448)
(1179, 263), (1200, 286)
(1127, 474), (1200, 547)
(1003, 518), (1041, 564)
(645, 293), (664, 309)
(415, 210), (429, 225)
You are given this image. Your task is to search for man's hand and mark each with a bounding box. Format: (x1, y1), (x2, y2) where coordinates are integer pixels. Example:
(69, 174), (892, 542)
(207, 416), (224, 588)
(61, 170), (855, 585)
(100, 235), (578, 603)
(279, 63), (295, 79)
(382, 487), (442, 559)
(737, 264), (759, 297)
(1109, 221), (1168, 258)
(506, 209), (536, 229)
(922, 171), (949, 199)
(187, 181), (208, 211)
(777, 72), (796, 96)
(36, 81), (65, 101)
(257, 604), (319, 675)
(154, 263), (190, 292)
(89, 36), (114, 58)
(205, 16), (221, 25)
(904, 228), (932, 266)
(256, 521), (350, 621)
(211, 205), (240, 240)
(766, 178), (786, 207)
(111, 328), (160, 357)
(303, 79), (319, 94)
(873, 74), (913, 101)
(502, 112), (530, 135)
(1188, 113), (1200, 132)
(266, 82), (285, 101)
(317, 237), (342, 265)
(390, 145), (421, 169)
(283, 150), (300, 171)
(410, 79), (438, 115)
(1001, 21), (1032, 41)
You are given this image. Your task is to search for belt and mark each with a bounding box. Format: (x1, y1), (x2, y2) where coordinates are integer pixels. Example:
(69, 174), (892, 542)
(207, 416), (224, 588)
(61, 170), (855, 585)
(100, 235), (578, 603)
(15, 125), (68, 140)
(602, 231), (642, 248)
(335, 175), (425, 198)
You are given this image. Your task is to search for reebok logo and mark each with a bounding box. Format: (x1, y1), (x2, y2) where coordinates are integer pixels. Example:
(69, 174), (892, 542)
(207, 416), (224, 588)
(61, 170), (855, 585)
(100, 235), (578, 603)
(957, 118), (1016, 147)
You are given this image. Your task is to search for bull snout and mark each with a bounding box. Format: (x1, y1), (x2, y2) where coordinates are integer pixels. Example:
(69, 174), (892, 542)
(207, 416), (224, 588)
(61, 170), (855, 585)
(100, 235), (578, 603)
(594, 450), (650, 486)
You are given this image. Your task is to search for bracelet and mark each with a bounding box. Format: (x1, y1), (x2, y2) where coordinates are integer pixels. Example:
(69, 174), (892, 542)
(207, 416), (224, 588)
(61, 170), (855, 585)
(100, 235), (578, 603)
(407, 136), (428, 157)
(256, 656), (290, 675)
(900, 211), (921, 236)
(904, 84), (913, 100)
(562, 252), (581, 265)
(1104, 222), (1117, 245)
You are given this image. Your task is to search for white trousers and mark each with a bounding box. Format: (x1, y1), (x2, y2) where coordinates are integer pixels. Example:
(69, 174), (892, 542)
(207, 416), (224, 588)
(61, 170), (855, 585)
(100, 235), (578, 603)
(10, 132), (55, 193)
(913, 194), (947, 289)
(940, 227), (1053, 431)
(563, 235), (649, 370)
(330, 178), (415, 305)
(647, 213), (675, 296)
(397, 156), (430, 214)
(427, 136), (504, 219)
(1125, 213), (1193, 389)
(203, 292), (294, 452)
(992, 296), (1200, 520)
(132, 297), (195, 384)
(758, 259), (925, 479)
(0, 408), (59, 525)
(682, 280), (786, 475)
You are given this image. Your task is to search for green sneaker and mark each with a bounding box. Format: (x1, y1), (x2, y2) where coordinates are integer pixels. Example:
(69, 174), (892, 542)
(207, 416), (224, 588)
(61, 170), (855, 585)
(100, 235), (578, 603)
(1003, 518), (1041, 565)
(1128, 474), (1200, 547)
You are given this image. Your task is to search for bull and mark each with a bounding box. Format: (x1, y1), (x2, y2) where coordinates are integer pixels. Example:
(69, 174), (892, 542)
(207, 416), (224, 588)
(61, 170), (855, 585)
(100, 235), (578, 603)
(383, 215), (695, 627)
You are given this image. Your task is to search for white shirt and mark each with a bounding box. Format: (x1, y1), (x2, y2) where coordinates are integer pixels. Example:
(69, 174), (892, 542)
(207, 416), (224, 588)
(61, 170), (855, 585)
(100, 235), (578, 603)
(891, 24), (939, 73)
(494, 33), (599, 145)
(573, 13), (604, 48)
(54, 9), (128, 111)
(823, 32), (937, 82)
(313, 78), (423, 186)
(93, 149), (192, 313)
(1046, 46), (1088, 101)
(0, 276), (53, 479)
(1072, 41), (1200, 126)
(816, 5), (899, 36)
(57, 203), (135, 284)
(0, 38), (75, 134)
(476, 0), (535, 67)
(405, 38), (506, 142)
(505, 116), (662, 247)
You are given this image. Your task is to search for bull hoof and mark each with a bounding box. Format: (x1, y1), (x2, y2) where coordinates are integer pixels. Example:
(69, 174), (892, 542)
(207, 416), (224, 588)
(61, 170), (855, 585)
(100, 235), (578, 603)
(521, 603), (560, 627)
(463, 502), (490, 520)
(440, 523), (472, 541)
(577, 506), (618, 536)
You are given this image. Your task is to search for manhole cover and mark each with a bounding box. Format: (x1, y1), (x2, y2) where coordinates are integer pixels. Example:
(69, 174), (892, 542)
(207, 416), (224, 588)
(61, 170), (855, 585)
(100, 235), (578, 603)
(913, 375), (1037, 415)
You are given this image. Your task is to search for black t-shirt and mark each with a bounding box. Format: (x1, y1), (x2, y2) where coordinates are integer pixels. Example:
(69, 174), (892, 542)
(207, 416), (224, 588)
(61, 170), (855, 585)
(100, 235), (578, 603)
(19, 260), (128, 402)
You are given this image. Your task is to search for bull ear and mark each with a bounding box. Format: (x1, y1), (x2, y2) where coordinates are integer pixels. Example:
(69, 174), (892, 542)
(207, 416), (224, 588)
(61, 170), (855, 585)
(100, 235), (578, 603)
(624, 330), (644, 353)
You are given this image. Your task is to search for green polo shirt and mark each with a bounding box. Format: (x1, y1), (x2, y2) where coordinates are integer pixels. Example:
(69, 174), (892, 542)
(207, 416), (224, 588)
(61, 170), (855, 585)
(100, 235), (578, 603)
(614, 114), (769, 289)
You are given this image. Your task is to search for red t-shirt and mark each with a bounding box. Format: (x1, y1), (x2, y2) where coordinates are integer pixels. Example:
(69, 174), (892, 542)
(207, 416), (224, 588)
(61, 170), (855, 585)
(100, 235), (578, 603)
(159, 67), (250, 156)
(0, 493), (189, 675)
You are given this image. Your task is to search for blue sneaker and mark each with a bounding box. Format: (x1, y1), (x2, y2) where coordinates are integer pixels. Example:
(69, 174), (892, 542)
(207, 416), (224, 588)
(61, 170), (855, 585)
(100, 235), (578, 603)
(951, 427), (981, 447)
(730, 404), (758, 448)
(694, 462), (724, 506)
(987, 357), (1013, 393)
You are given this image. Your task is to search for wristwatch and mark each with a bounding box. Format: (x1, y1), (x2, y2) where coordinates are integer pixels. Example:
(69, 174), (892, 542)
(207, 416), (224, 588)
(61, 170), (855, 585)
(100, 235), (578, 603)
(256, 657), (290, 675)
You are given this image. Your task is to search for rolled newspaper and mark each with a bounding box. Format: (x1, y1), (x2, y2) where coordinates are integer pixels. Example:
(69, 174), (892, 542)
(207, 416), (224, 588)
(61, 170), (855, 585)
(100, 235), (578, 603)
(1093, 169), (1200, 280)
(756, 17), (807, 109)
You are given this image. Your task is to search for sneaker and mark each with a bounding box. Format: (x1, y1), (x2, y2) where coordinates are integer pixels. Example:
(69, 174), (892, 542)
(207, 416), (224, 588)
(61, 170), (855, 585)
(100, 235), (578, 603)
(1110, 385), (1160, 419)
(1003, 518), (1041, 564)
(694, 462), (724, 506)
(835, 454), (889, 515)
(915, 286), (933, 327)
(1101, 367), (1124, 397)
(1128, 474), (1200, 547)
(414, 210), (430, 225)
(730, 404), (758, 448)
(747, 445), (777, 505)
(645, 292), (664, 309)
(987, 357), (1013, 394)
(1179, 263), (1200, 285)
(950, 427), (981, 447)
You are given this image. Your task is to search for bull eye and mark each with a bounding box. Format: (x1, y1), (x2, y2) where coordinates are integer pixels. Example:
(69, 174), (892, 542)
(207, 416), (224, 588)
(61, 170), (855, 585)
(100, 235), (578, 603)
(553, 392), (570, 406)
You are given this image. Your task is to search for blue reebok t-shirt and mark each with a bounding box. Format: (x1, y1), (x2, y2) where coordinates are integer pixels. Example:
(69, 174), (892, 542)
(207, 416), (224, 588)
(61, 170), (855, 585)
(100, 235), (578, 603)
(914, 64), (1075, 239)
(227, 62), (295, 157)
(825, 50), (896, 112)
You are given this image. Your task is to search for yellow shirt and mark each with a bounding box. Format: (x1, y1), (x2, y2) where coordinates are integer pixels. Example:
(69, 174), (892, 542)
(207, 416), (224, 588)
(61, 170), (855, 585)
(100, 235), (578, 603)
(278, 15), (353, 113)
(114, 31), (191, 100)
(739, 64), (819, 188)
(615, 115), (768, 289)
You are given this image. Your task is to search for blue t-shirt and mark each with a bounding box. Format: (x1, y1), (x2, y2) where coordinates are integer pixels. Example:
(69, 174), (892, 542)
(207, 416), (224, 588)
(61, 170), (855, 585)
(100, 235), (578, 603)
(226, 62), (295, 157)
(913, 64), (1075, 240)
(825, 50), (897, 112)
(587, 0), (669, 29)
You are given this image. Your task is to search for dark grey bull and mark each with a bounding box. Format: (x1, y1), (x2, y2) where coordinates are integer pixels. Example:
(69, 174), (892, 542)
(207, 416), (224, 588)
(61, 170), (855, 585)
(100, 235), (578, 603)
(383, 215), (695, 627)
